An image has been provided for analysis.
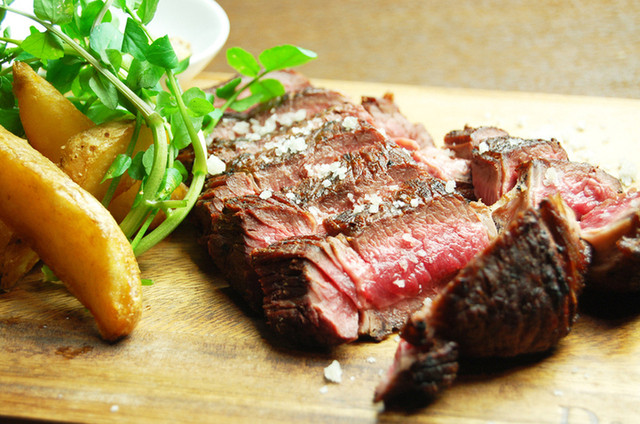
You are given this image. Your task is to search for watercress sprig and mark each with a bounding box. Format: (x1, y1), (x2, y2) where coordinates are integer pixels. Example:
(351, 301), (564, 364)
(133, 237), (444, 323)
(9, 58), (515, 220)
(0, 0), (316, 256)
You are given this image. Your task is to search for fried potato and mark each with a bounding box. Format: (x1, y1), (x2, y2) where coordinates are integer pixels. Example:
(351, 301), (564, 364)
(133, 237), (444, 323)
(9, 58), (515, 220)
(59, 120), (154, 202)
(0, 125), (142, 341)
(12, 61), (94, 163)
(0, 219), (39, 291)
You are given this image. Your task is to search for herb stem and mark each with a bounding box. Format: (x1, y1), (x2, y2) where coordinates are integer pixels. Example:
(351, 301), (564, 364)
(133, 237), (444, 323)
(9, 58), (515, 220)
(132, 70), (207, 255)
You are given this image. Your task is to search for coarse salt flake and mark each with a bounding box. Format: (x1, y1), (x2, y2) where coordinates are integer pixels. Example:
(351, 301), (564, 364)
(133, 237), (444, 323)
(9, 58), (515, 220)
(319, 385), (329, 394)
(259, 190), (273, 200)
(342, 116), (358, 131)
(445, 180), (456, 193)
(393, 279), (406, 288)
(544, 167), (559, 186)
(232, 121), (250, 135)
(478, 141), (489, 154)
(366, 356), (377, 364)
(410, 198), (420, 208)
(206, 155), (226, 175)
(324, 360), (343, 383)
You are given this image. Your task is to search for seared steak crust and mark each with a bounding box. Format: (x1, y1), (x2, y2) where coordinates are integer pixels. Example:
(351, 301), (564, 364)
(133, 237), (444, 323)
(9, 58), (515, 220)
(375, 196), (589, 403)
(429, 196), (587, 357)
(373, 338), (459, 404)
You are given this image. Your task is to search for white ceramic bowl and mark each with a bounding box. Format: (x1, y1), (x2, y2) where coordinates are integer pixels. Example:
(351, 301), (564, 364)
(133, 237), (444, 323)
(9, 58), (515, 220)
(2, 0), (229, 83)
(148, 0), (229, 82)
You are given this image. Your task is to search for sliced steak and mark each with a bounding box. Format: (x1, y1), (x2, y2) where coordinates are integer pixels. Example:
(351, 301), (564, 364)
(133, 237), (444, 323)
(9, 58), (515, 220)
(580, 189), (640, 292)
(252, 191), (496, 346)
(375, 195), (588, 403)
(491, 159), (623, 231)
(193, 120), (392, 238)
(472, 137), (569, 205)
(361, 93), (434, 150)
(444, 125), (509, 160)
(205, 145), (430, 310)
(412, 147), (473, 199)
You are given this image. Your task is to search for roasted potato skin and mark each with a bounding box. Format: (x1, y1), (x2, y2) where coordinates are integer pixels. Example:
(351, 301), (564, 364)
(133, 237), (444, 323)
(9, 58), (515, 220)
(59, 120), (154, 202)
(0, 125), (142, 340)
(0, 219), (39, 291)
(12, 61), (94, 163)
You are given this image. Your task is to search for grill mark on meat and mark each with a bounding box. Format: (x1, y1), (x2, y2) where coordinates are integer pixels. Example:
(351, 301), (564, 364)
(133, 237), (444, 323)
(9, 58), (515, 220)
(374, 195), (588, 404)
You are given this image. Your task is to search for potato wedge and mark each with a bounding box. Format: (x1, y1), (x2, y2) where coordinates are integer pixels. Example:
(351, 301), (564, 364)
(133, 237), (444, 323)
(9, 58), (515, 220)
(0, 125), (142, 341)
(59, 120), (154, 202)
(0, 220), (40, 291)
(12, 61), (94, 163)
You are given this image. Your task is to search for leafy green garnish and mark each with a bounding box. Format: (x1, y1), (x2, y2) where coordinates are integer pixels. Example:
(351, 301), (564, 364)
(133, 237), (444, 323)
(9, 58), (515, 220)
(0, 0), (316, 257)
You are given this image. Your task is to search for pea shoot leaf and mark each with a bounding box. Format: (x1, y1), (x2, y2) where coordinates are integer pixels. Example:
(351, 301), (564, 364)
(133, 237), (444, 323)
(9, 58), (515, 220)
(215, 76), (242, 100)
(21, 28), (65, 60)
(90, 22), (123, 64)
(126, 58), (163, 90)
(156, 167), (182, 200)
(226, 47), (260, 77)
(259, 44), (317, 72)
(250, 78), (285, 101)
(128, 150), (147, 180)
(34, 0), (74, 25)
(229, 92), (265, 112)
(122, 18), (148, 61)
(136, 0), (159, 25)
(146, 35), (178, 69)
(182, 87), (214, 117)
(88, 71), (118, 109)
(101, 153), (132, 183)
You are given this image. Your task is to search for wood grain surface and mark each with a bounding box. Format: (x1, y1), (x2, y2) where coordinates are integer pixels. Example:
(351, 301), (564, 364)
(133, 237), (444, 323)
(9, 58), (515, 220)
(1, 73), (639, 423)
(207, 0), (640, 99)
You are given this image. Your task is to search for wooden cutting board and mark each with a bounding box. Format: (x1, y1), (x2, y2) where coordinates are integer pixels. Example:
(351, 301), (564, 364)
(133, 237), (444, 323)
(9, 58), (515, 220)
(1, 73), (639, 424)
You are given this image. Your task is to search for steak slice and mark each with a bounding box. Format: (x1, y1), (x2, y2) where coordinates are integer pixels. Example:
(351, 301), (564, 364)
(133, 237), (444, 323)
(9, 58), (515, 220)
(375, 195), (588, 403)
(361, 93), (434, 150)
(580, 189), (640, 292)
(444, 125), (509, 160)
(472, 137), (569, 205)
(412, 147), (473, 199)
(179, 87), (369, 167)
(491, 159), (623, 231)
(205, 145), (429, 310)
(252, 191), (496, 346)
(194, 120), (392, 238)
